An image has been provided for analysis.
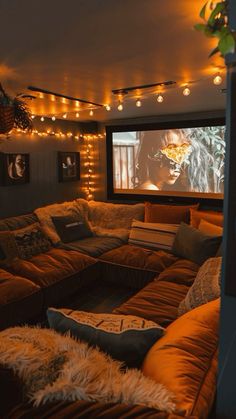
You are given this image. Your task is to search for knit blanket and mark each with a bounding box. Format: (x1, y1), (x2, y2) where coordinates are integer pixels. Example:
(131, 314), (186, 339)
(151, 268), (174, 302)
(0, 326), (176, 412)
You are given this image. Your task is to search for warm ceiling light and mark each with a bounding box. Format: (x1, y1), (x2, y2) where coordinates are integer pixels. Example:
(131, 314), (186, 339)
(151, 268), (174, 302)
(213, 75), (223, 85)
(105, 104), (111, 111)
(63, 113), (67, 119)
(156, 94), (164, 103)
(51, 116), (56, 121)
(76, 112), (80, 118)
(183, 86), (191, 96)
(40, 116), (44, 122)
(117, 102), (123, 111)
(136, 98), (142, 107)
(89, 110), (94, 116)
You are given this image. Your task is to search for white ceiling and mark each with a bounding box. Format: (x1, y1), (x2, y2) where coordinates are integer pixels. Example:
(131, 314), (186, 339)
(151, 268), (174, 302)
(0, 0), (226, 122)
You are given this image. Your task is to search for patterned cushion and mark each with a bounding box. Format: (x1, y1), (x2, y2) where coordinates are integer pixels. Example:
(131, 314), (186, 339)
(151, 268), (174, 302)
(128, 220), (179, 251)
(13, 223), (52, 260)
(47, 308), (164, 368)
(178, 257), (222, 316)
(0, 231), (19, 266)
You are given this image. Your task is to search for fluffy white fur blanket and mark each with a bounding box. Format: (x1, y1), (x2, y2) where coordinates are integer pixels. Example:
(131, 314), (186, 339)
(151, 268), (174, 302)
(0, 326), (176, 412)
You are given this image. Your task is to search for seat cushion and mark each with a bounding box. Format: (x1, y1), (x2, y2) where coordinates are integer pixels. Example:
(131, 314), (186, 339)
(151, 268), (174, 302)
(62, 236), (124, 257)
(142, 299), (220, 419)
(99, 244), (178, 289)
(0, 268), (43, 329)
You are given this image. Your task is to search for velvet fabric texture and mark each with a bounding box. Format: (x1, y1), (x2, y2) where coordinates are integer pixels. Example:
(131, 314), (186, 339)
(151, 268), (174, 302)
(172, 223), (222, 265)
(144, 202), (199, 224)
(47, 308), (164, 368)
(142, 298), (220, 418)
(190, 208), (223, 228)
(198, 219), (223, 236)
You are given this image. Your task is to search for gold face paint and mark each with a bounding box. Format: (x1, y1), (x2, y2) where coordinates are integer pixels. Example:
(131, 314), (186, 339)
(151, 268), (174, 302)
(160, 143), (191, 165)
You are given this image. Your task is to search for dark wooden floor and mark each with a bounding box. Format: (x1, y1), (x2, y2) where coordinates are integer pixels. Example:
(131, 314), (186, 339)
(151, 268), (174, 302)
(59, 278), (137, 314)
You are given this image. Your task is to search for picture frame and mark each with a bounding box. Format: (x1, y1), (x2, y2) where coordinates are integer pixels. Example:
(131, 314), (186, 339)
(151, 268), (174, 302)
(58, 151), (80, 182)
(0, 153), (30, 186)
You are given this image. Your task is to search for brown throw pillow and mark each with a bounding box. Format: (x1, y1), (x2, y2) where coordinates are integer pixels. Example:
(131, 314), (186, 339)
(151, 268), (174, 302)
(13, 223), (52, 260)
(144, 202), (199, 224)
(0, 231), (18, 266)
(190, 208), (223, 229)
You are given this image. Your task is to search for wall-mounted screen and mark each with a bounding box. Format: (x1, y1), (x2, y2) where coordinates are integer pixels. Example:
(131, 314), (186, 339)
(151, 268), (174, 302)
(106, 118), (225, 204)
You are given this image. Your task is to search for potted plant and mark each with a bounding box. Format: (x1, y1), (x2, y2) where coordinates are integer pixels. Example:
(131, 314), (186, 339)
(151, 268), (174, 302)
(0, 83), (32, 134)
(195, 0), (236, 57)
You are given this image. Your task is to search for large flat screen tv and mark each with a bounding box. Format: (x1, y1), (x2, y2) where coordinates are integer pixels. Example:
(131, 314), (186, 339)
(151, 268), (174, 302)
(106, 118), (225, 205)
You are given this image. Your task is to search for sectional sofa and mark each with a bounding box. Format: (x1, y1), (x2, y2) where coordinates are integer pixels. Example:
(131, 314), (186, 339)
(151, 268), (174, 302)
(0, 199), (223, 418)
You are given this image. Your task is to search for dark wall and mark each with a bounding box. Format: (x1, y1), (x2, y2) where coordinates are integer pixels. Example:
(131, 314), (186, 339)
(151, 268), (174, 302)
(0, 119), (99, 218)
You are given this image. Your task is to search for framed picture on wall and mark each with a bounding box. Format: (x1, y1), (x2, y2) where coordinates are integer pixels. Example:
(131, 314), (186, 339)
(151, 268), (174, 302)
(58, 151), (80, 182)
(0, 153), (30, 186)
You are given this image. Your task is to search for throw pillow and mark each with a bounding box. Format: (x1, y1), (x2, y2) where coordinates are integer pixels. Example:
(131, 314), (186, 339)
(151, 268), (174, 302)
(144, 202), (199, 224)
(13, 223), (52, 260)
(178, 257), (222, 316)
(198, 218), (223, 236)
(0, 231), (19, 266)
(171, 222), (222, 265)
(47, 308), (164, 368)
(51, 214), (93, 243)
(128, 219), (179, 251)
(190, 208), (223, 229)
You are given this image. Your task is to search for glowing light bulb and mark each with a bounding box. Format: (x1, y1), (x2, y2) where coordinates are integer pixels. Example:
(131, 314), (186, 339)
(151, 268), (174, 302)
(76, 112), (80, 118)
(156, 94), (164, 103)
(183, 87), (191, 96)
(63, 113), (67, 119)
(213, 75), (222, 85)
(136, 99), (142, 107)
(52, 116), (56, 121)
(40, 116), (44, 122)
(117, 102), (123, 111)
(89, 110), (94, 116)
(105, 104), (111, 111)
(31, 114), (35, 119)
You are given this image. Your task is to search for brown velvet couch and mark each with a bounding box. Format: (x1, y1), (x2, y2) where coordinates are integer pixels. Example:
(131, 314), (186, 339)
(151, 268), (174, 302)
(0, 201), (220, 418)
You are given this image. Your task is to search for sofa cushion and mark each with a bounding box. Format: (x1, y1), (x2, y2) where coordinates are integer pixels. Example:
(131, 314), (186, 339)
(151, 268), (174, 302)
(47, 308), (164, 368)
(51, 214), (93, 243)
(178, 257), (222, 316)
(142, 298), (220, 418)
(128, 220), (179, 251)
(88, 200), (144, 229)
(0, 268), (43, 329)
(13, 223), (52, 260)
(144, 202), (199, 224)
(172, 222), (222, 265)
(0, 231), (19, 266)
(62, 236), (124, 257)
(198, 218), (223, 236)
(9, 248), (96, 288)
(0, 213), (37, 232)
(190, 208), (223, 229)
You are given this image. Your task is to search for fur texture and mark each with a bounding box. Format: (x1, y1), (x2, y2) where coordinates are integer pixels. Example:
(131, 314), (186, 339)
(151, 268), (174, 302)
(88, 201), (144, 229)
(0, 326), (176, 412)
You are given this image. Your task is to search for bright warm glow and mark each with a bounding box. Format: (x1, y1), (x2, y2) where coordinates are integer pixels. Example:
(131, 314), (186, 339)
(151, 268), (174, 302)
(31, 115), (35, 119)
(213, 75), (223, 85)
(40, 116), (44, 121)
(89, 110), (94, 116)
(157, 94), (164, 103)
(136, 99), (142, 107)
(105, 104), (111, 111)
(118, 102), (123, 111)
(183, 87), (191, 96)
(76, 112), (80, 118)
(52, 116), (56, 121)
(63, 113), (67, 119)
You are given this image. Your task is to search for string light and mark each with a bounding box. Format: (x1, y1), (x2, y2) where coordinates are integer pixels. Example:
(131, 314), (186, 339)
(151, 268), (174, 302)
(40, 116), (45, 122)
(136, 98), (142, 107)
(183, 86), (191, 96)
(31, 115), (35, 119)
(117, 101), (123, 111)
(51, 116), (56, 121)
(76, 112), (80, 118)
(213, 75), (222, 85)
(105, 104), (111, 111)
(89, 110), (94, 116)
(156, 94), (164, 103)
(63, 113), (67, 119)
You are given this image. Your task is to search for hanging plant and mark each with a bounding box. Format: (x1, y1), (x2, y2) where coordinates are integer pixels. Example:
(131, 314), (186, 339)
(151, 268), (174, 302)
(195, 0), (236, 57)
(0, 83), (33, 135)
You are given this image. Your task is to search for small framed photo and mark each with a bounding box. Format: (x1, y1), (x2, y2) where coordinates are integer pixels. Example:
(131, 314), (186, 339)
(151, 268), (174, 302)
(58, 151), (80, 182)
(0, 153), (30, 186)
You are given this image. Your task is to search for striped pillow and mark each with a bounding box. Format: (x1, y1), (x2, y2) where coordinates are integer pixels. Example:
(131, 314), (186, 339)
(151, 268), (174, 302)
(128, 220), (179, 251)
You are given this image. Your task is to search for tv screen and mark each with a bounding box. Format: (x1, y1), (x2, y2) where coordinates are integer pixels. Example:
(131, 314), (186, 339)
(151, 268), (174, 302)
(106, 119), (225, 203)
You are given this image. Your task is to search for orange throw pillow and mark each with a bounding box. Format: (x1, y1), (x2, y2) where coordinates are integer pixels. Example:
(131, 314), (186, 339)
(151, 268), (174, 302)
(144, 202), (199, 224)
(142, 298), (220, 418)
(198, 219), (223, 236)
(190, 208), (223, 229)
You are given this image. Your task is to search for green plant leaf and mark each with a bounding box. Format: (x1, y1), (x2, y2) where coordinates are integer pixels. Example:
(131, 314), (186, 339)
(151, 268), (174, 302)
(218, 32), (235, 56)
(208, 2), (225, 25)
(200, 2), (207, 19)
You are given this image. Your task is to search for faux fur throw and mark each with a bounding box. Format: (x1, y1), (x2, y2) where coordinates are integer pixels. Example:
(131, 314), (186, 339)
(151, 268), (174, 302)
(88, 201), (144, 229)
(0, 327), (176, 412)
